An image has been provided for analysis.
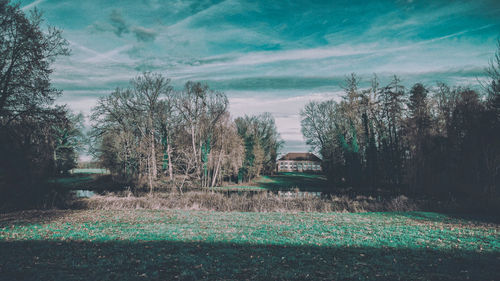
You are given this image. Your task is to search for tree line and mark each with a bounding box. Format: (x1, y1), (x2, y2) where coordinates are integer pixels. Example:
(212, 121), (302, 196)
(301, 42), (500, 198)
(90, 74), (282, 192)
(0, 1), (86, 206)
(1, 0), (499, 207)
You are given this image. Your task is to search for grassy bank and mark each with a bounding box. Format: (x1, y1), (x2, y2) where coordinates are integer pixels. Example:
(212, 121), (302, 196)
(1, 210), (499, 280)
(76, 191), (421, 213)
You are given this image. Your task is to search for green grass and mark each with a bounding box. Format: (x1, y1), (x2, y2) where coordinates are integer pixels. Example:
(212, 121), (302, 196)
(49, 175), (95, 189)
(220, 172), (329, 192)
(1, 210), (498, 280)
(49, 169), (110, 191)
(70, 168), (110, 174)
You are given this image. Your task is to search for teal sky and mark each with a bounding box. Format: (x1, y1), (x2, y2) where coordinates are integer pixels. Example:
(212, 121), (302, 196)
(17, 0), (500, 153)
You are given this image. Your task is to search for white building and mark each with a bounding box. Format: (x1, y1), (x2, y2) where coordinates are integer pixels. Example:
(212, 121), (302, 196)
(277, 152), (322, 172)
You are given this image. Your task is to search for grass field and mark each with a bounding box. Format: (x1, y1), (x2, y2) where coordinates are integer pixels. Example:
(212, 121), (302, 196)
(70, 168), (110, 174)
(49, 175), (95, 187)
(47, 168), (110, 190)
(220, 172), (330, 192)
(1, 210), (498, 280)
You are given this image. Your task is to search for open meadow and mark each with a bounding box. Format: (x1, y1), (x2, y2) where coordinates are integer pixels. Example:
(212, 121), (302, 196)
(213, 172), (329, 192)
(1, 209), (499, 280)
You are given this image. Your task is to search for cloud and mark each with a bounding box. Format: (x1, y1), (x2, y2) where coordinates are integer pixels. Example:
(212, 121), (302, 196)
(132, 26), (157, 42)
(82, 44), (134, 64)
(89, 10), (130, 37)
(228, 47), (373, 66)
(364, 1), (474, 38)
(109, 9), (130, 37)
(281, 140), (313, 154)
(202, 76), (345, 91)
(21, 0), (44, 11)
(166, 0), (242, 29)
(42, 0), (500, 154)
(229, 92), (337, 142)
(89, 9), (157, 42)
(172, 45), (375, 72)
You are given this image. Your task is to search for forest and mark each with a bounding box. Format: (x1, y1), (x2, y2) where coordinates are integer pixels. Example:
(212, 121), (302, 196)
(301, 61), (500, 199)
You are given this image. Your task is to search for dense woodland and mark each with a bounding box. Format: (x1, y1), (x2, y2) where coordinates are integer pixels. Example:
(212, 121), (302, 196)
(0, 2), (84, 206)
(301, 48), (500, 198)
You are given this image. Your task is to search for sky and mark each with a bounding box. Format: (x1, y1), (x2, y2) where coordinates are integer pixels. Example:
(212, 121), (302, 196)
(17, 0), (500, 154)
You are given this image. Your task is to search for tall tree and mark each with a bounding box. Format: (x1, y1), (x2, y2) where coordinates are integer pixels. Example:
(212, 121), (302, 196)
(378, 76), (406, 186)
(406, 83), (431, 192)
(91, 73), (174, 192)
(157, 95), (177, 180)
(52, 108), (85, 174)
(301, 100), (343, 185)
(235, 113), (282, 182)
(175, 81), (228, 187)
(0, 1), (74, 207)
(0, 2), (70, 123)
(130, 73), (172, 192)
(483, 40), (500, 195)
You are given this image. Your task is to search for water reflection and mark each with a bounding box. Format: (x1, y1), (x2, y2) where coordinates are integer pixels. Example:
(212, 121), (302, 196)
(73, 190), (95, 198)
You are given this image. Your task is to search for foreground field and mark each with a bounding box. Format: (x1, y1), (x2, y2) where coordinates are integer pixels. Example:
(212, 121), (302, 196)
(1, 210), (499, 280)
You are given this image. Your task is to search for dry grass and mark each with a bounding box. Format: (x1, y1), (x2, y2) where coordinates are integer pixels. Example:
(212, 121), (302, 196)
(75, 190), (420, 213)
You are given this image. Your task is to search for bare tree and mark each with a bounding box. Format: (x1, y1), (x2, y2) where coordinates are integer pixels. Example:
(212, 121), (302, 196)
(175, 81), (228, 187)
(236, 113), (282, 182)
(0, 2), (69, 124)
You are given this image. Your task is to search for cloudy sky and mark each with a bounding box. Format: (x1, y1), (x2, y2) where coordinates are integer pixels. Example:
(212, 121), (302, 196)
(18, 0), (500, 153)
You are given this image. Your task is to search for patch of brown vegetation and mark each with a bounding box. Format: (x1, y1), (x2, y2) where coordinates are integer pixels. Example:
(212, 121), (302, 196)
(74, 191), (420, 213)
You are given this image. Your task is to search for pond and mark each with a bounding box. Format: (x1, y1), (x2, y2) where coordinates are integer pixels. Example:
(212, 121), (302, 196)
(73, 190), (96, 198)
(215, 189), (326, 198)
(276, 190), (323, 198)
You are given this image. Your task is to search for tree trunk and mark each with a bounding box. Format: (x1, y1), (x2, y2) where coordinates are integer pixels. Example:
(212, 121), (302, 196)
(147, 154), (153, 194)
(191, 124), (200, 179)
(150, 117), (157, 179)
(211, 149), (223, 189)
(124, 140), (128, 177)
(167, 141), (173, 180)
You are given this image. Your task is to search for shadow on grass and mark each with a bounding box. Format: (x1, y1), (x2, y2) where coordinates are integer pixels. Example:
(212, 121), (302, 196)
(0, 210), (80, 227)
(1, 240), (498, 280)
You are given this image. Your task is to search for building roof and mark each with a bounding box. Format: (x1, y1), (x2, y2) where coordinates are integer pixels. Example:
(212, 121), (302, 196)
(278, 152), (321, 162)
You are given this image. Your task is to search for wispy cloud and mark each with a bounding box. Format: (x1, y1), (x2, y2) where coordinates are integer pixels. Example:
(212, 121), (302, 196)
(21, 0), (44, 11)
(132, 27), (157, 42)
(415, 24), (497, 45)
(88, 9), (158, 43)
(82, 45), (133, 64)
(109, 9), (129, 36)
(207, 46), (375, 67)
(36, 0), (500, 152)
